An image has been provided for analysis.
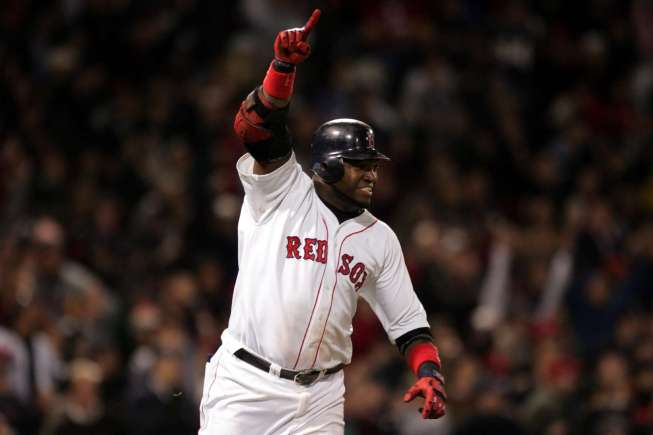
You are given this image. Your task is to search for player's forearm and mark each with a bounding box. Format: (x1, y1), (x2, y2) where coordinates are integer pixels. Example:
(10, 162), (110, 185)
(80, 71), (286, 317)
(404, 338), (435, 361)
(261, 89), (290, 109)
(233, 84), (292, 174)
(396, 328), (444, 379)
(250, 60), (296, 173)
(404, 340), (443, 377)
(405, 339), (442, 372)
(261, 60), (295, 108)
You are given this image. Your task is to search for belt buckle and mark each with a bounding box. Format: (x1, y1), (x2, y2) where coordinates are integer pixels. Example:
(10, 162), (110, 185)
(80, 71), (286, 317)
(293, 369), (324, 386)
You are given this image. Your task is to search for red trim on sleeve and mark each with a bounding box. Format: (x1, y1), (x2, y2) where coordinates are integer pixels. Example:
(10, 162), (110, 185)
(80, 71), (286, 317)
(262, 61), (296, 100)
(406, 342), (441, 376)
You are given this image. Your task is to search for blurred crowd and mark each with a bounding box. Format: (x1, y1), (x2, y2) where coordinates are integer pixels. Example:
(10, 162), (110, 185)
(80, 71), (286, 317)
(1, 0), (653, 434)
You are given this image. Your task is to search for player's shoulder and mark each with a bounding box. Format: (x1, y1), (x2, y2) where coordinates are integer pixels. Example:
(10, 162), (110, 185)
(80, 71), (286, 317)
(236, 151), (299, 177)
(356, 212), (406, 263)
(237, 151), (312, 192)
(360, 211), (398, 240)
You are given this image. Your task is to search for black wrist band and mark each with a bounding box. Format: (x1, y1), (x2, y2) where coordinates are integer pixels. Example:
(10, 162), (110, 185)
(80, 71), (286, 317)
(417, 361), (445, 385)
(272, 59), (295, 73)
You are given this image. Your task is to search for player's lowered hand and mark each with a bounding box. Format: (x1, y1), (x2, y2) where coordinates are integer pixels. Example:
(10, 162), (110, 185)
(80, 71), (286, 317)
(403, 377), (447, 419)
(273, 9), (321, 64)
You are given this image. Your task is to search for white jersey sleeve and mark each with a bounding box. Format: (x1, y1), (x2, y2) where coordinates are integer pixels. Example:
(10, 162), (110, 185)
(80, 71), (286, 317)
(236, 152), (305, 223)
(359, 225), (429, 343)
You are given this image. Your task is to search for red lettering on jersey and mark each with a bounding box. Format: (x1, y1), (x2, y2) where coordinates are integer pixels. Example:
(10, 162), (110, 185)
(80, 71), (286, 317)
(316, 240), (328, 264)
(303, 238), (317, 261)
(354, 270), (368, 290)
(286, 236), (301, 259)
(338, 254), (353, 275)
(286, 236), (328, 263)
(350, 262), (365, 283)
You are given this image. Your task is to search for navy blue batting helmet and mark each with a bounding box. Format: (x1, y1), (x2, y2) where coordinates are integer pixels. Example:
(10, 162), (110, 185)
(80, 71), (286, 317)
(310, 118), (390, 184)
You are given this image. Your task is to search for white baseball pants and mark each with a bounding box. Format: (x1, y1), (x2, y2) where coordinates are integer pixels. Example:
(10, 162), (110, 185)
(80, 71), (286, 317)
(198, 342), (345, 434)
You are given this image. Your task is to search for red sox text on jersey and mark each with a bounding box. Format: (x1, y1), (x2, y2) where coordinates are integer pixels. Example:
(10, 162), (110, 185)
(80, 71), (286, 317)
(286, 236), (369, 290)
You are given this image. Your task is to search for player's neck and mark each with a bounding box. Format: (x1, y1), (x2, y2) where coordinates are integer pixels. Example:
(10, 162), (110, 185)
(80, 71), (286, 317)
(313, 178), (364, 222)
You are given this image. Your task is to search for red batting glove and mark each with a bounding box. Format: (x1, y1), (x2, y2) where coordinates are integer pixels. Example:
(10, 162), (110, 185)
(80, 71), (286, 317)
(403, 377), (447, 419)
(273, 9), (321, 64)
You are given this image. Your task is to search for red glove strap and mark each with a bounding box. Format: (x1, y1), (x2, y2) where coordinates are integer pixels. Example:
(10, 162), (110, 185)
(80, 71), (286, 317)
(262, 61), (296, 100)
(406, 342), (441, 376)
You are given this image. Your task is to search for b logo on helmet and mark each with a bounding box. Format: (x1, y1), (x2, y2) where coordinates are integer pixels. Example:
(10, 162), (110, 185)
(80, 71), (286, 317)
(366, 130), (375, 150)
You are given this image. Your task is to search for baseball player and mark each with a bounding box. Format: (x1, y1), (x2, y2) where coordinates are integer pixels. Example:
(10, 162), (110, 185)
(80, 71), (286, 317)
(198, 9), (446, 434)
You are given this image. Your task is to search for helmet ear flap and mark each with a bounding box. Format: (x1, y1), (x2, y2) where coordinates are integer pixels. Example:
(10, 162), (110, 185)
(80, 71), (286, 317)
(313, 156), (344, 184)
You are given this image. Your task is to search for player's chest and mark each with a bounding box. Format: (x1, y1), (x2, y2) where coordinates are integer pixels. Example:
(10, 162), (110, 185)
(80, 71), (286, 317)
(282, 215), (380, 292)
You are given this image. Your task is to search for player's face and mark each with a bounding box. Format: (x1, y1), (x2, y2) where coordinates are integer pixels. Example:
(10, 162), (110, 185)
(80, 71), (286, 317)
(334, 159), (380, 208)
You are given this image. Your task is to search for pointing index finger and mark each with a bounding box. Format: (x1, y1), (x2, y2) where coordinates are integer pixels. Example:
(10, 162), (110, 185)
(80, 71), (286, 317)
(301, 9), (321, 40)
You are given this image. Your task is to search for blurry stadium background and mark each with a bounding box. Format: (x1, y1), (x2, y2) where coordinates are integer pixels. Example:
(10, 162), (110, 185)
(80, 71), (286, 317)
(2, 1), (653, 434)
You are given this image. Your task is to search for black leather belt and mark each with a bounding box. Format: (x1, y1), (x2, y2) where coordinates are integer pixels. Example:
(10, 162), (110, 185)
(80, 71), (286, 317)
(234, 348), (345, 386)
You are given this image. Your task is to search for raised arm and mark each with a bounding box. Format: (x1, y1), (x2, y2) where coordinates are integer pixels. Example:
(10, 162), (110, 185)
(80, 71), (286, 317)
(233, 9), (321, 175)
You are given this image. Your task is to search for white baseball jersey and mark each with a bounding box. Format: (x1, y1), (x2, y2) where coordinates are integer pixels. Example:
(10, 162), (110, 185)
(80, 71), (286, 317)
(225, 151), (429, 370)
